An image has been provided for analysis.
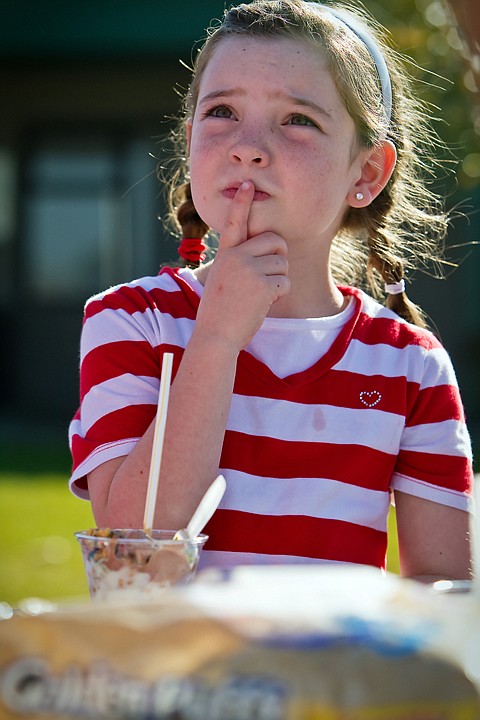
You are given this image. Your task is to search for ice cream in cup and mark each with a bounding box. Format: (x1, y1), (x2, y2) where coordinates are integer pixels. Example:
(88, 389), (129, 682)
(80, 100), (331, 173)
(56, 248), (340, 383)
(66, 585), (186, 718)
(75, 528), (207, 602)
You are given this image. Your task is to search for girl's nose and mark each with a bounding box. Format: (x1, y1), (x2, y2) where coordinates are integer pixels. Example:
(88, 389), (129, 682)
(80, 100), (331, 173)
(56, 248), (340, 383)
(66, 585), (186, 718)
(229, 138), (270, 166)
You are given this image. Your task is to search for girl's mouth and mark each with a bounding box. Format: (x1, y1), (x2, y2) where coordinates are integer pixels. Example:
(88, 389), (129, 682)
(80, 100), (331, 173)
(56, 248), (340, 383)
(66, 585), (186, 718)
(222, 186), (270, 201)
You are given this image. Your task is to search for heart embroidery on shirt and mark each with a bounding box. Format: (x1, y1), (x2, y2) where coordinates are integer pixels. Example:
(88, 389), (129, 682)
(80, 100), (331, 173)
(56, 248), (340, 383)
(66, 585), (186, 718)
(359, 391), (382, 408)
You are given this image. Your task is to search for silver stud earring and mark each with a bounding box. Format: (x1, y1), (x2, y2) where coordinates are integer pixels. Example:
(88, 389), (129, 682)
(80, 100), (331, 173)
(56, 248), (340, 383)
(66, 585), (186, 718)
(355, 192), (364, 201)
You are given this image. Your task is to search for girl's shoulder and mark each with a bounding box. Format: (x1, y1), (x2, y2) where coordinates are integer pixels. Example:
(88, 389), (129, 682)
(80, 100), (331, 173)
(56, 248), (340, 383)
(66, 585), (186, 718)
(345, 286), (443, 351)
(82, 267), (197, 320)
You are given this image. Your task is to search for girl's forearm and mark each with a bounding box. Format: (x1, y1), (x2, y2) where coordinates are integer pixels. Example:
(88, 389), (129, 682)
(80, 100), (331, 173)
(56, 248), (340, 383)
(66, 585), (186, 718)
(89, 329), (239, 530)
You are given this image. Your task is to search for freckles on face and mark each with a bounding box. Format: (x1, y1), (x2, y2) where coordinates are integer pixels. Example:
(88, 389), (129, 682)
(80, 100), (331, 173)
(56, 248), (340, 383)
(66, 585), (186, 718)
(188, 36), (360, 240)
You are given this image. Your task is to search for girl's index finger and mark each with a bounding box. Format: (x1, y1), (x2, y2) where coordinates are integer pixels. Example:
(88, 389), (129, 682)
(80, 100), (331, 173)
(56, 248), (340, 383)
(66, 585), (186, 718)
(218, 181), (255, 249)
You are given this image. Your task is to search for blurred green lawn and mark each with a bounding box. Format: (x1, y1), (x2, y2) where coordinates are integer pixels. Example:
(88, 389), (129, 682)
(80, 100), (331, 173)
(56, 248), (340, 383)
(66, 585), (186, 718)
(0, 441), (400, 606)
(0, 441), (95, 605)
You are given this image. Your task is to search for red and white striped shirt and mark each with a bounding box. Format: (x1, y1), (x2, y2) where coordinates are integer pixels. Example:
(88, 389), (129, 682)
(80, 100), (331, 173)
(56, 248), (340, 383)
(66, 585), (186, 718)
(69, 267), (473, 570)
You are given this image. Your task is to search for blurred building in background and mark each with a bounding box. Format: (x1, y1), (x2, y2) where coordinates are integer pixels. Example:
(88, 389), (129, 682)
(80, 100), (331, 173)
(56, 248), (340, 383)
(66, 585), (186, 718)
(0, 0), (222, 436)
(0, 0), (479, 446)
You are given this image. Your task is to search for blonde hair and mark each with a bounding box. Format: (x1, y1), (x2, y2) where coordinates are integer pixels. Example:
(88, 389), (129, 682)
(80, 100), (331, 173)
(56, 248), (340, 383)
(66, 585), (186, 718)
(165, 0), (449, 326)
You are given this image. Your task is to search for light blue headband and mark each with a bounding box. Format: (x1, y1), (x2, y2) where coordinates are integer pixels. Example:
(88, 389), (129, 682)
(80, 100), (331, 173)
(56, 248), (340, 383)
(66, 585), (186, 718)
(310, 4), (393, 129)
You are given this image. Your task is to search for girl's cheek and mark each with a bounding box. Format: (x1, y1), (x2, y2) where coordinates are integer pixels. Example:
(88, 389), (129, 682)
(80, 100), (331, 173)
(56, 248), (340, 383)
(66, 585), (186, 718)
(190, 135), (220, 159)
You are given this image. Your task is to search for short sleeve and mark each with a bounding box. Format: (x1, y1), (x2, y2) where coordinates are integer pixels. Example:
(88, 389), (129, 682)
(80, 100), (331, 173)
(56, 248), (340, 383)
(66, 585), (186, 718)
(69, 289), (165, 498)
(391, 343), (473, 511)
(67, 268), (200, 498)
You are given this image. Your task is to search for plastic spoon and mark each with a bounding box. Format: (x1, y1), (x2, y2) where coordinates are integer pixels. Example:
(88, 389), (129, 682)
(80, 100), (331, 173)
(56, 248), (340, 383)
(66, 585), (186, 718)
(173, 474), (226, 541)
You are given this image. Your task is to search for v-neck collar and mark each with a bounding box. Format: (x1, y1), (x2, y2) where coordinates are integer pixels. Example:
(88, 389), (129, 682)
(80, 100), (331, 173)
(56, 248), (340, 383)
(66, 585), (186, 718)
(238, 286), (362, 389)
(160, 267), (363, 389)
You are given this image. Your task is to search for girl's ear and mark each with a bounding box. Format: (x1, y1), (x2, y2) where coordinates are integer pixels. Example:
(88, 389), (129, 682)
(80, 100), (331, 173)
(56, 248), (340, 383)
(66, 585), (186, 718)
(186, 118), (193, 154)
(349, 140), (397, 207)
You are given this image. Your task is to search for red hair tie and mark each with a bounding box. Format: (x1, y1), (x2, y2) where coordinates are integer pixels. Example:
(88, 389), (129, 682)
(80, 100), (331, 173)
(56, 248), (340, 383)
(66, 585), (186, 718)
(178, 238), (207, 264)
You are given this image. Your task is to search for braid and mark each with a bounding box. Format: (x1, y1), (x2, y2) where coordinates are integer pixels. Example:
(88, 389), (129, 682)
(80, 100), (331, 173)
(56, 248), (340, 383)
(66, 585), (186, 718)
(173, 182), (209, 269)
(362, 187), (428, 328)
(367, 235), (427, 328)
(174, 181), (209, 240)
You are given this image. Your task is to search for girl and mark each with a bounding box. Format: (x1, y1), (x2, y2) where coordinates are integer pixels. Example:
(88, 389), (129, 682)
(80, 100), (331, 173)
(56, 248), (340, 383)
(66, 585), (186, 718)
(69, 0), (474, 581)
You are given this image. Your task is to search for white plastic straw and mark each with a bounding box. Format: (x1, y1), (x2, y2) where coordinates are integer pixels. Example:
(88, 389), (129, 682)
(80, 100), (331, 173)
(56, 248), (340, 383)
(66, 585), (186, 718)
(143, 352), (174, 534)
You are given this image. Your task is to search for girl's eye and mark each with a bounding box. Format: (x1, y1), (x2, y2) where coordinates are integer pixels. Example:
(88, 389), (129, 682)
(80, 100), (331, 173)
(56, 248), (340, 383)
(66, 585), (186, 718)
(288, 114), (318, 128)
(205, 105), (234, 119)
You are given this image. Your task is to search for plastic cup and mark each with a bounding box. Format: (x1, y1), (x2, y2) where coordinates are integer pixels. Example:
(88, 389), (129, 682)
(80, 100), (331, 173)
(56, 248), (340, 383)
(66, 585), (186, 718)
(75, 529), (208, 602)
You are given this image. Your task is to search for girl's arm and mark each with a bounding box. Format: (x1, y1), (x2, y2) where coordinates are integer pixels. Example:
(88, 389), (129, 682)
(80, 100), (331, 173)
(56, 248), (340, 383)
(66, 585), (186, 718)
(87, 330), (239, 530)
(87, 181), (289, 530)
(394, 490), (472, 582)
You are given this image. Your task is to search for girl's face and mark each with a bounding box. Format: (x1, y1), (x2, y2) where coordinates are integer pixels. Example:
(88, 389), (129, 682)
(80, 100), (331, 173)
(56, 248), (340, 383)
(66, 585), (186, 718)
(187, 36), (367, 250)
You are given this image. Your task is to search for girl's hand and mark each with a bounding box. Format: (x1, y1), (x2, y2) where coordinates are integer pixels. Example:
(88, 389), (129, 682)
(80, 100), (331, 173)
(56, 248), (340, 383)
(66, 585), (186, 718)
(195, 181), (290, 352)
